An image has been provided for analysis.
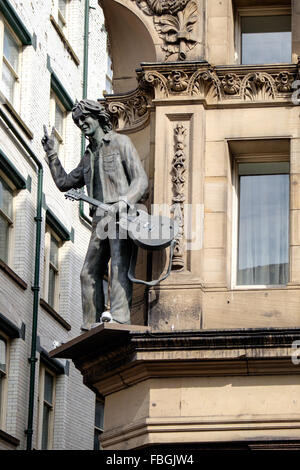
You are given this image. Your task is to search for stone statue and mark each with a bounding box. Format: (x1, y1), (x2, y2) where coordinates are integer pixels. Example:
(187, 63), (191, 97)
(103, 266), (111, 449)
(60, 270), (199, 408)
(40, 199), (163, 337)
(42, 99), (148, 328)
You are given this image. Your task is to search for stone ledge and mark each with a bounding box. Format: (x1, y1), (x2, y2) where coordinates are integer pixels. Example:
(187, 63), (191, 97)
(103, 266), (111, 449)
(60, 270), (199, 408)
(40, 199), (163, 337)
(40, 298), (71, 331)
(49, 326), (300, 396)
(0, 429), (20, 447)
(50, 15), (80, 66)
(0, 259), (27, 290)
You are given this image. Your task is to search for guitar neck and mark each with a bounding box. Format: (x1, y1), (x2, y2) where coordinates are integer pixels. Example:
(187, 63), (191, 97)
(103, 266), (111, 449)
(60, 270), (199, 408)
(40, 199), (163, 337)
(80, 194), (112, 212)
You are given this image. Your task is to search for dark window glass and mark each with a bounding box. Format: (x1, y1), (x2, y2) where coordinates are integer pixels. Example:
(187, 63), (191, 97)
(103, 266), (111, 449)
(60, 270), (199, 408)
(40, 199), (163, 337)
(241, 15), (291, 65)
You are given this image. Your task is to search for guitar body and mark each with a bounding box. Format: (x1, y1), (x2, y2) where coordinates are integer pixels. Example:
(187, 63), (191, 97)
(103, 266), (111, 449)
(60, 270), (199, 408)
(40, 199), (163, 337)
(65, 189), (179, 251)
(119, 210), (179, 251)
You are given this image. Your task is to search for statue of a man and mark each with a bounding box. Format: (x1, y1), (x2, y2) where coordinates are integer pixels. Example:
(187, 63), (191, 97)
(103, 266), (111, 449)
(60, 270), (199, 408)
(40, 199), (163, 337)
(41, 99), (148, 328)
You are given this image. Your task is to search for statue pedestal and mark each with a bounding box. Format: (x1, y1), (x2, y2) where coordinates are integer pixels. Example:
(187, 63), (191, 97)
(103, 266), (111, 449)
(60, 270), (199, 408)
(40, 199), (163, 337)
(50, 324), (300, 450)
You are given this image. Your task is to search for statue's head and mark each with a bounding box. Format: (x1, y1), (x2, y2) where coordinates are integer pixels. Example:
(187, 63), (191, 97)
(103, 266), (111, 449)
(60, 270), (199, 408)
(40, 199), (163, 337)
(72, 99), (112, 137)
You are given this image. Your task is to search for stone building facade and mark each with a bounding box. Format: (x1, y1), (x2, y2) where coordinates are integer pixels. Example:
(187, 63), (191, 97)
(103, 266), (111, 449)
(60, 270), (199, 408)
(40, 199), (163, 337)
(52, 0), (300, 451)
(0, 0), (111, 450)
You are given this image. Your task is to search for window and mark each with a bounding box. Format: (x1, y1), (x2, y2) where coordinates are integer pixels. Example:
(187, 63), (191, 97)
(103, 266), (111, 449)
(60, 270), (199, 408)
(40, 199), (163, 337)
(0, 19), (21, 108)
(237, 8), (291, 65)
(104, 41), (113, 95)
(43, 226), (61, 311)
(0, 334), (8, 429)
(94, 399), (104, 450)
(38, 366), (56, 450)
(0, 173), (14, 265)
(236, 162), (289, 286)
(58, 0), (68, 30)
(50, 93), (66, 161)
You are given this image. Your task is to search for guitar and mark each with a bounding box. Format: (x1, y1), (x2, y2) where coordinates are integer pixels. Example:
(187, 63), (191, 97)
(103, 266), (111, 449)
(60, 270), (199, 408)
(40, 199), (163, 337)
(65, 188), (179, 251)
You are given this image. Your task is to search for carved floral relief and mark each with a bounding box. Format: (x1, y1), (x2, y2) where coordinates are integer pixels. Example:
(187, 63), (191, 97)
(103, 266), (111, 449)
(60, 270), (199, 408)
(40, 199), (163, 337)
(133, 0), (199, 61)
(171, 123), (187, 270)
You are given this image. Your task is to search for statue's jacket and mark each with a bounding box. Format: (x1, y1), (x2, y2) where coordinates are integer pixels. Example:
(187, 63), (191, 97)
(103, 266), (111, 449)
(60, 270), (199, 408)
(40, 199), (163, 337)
(48, 130), (148, 214)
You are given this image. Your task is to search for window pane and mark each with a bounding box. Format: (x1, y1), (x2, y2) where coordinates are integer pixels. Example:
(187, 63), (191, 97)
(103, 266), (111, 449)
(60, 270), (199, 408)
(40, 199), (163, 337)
(3, 27), (19, 71)
(41, 404), (50, 450)
(95, 401), (104, 429)
(241, 15), (291, 65)
(0, 338), (7, 373)
(94, 429), (102, 450)
(44, 372), (53, 404)
(50, 236), (59, 268)
(237, 169), (289, 286)
(0, 215), (10, 263)
(1, 60), (15, 103)
(0, 177), (13, 219)
(58, 0), (67, 18)
(48, 267), (56, 308)
(55, 103), (64, 137)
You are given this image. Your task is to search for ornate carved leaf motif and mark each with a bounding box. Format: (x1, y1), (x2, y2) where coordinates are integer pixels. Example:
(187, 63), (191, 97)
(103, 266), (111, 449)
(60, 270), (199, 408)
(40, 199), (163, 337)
(275, 72), (294, 93)
(241, 73), (276, 101)
(155, 1), (198, 60)
(133, 0), (198, 61)
(144, 0), (190, 15)
(221, 73), (241, 95)
(188, 69), (221, 101)
(171, 123), (187, 270)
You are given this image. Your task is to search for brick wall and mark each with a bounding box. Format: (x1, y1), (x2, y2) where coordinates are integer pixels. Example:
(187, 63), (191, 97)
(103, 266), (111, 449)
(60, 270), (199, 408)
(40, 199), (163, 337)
(0, 0), (108, 450)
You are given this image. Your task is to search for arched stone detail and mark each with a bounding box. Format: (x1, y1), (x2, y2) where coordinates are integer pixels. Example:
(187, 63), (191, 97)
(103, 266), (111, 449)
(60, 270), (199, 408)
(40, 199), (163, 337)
(99, 0), (158, 93)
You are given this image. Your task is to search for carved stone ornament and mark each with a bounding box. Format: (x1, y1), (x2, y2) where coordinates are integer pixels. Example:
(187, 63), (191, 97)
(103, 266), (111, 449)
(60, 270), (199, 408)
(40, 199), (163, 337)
(171, 123), (187, 270)
(100, 89), (151, 131)
(133, 0), (199, 61)
(102, 64), (298, 131)
(221, 73), (241, 95)
(275, 72), (295, 93)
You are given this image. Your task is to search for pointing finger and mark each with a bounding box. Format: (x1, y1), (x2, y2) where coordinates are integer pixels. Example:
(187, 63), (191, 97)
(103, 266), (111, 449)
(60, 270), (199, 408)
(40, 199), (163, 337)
(43, 124), (49, 137)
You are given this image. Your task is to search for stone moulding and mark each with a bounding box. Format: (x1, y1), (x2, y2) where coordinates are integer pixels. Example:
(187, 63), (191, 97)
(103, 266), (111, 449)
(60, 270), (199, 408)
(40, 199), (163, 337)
(50, 324), (300, 396)
(101, 63), (299, 132)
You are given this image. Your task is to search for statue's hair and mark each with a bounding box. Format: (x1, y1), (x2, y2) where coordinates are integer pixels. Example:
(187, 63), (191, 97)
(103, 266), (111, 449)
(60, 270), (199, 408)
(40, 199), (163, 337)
(72, 99), (112, 133)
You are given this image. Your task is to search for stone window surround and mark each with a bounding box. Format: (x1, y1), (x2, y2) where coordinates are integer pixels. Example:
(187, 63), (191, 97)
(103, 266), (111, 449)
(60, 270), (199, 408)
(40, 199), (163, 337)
(228, 137), (290, 290)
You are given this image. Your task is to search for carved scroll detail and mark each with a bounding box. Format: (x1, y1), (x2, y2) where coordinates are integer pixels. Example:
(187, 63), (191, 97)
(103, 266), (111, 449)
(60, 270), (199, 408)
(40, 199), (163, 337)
(102, 89), (151, 131)
(171, 123), (187, 270)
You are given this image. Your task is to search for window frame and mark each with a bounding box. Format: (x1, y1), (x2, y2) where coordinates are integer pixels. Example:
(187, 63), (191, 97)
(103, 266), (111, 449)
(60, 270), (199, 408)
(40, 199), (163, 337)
(0, 332), (9, 431)
(50, 91), (67, 163)
(57, 0), (69, 34)
(37, 364), (56, 450)
(0, 170), (16, 266)
(43, 225), (62, 312)
(231, 153), (290, 290)
(0, 14), (22, 110)
(235, 6), (292, 65)
(94, 398), (104, 450)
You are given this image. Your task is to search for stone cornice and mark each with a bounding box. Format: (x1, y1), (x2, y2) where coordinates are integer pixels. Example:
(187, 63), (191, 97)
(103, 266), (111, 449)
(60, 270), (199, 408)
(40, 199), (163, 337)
(101, 62), (299, 132)
(50, 325), (300, 396)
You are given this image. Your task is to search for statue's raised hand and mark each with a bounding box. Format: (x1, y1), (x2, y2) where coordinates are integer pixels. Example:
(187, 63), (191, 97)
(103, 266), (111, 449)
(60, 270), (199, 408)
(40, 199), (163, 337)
(41, 125), (56, 155)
